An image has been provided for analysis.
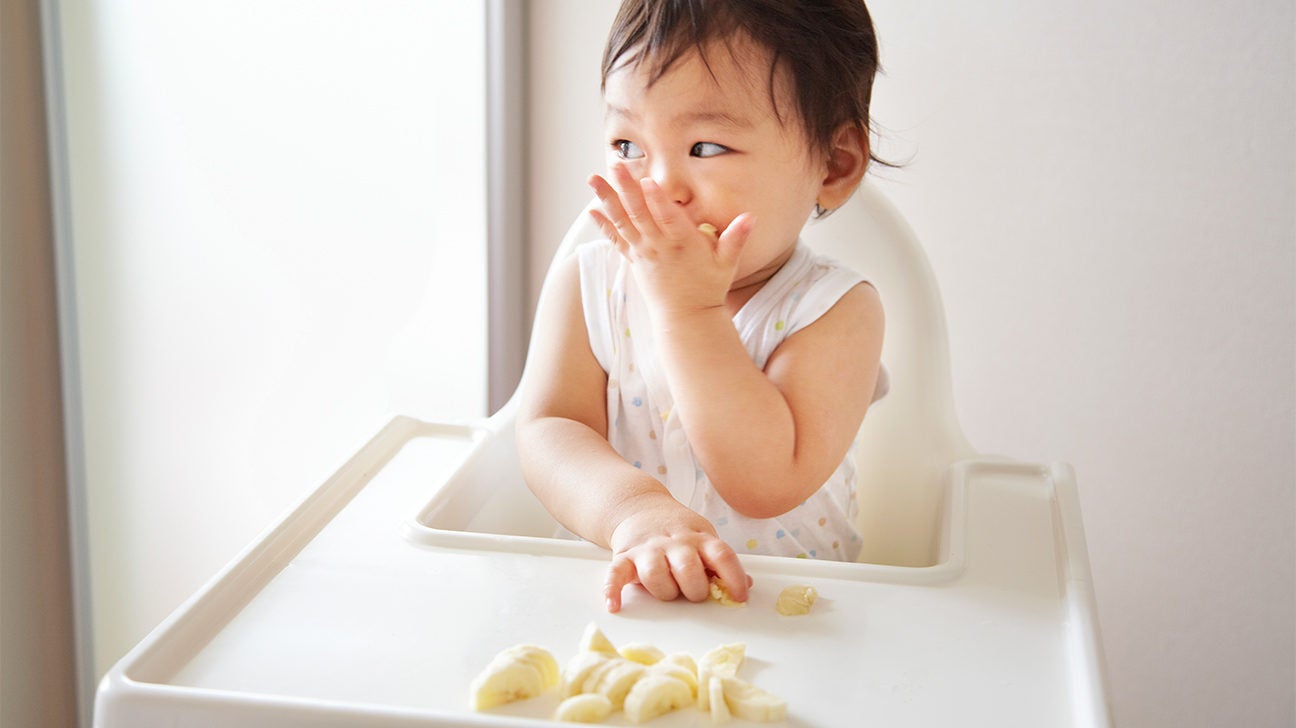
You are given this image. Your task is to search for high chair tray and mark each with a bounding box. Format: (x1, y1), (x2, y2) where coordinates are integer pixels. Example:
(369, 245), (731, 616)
(94, 416), (1110, 727)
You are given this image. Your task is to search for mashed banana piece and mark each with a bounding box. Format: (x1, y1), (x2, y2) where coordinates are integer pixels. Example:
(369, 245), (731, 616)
(775, 585), (818, 616)
(707, 576), (743, 607)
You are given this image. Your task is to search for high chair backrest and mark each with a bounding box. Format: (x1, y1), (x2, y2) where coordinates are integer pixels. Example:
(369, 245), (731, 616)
(544, 180), (975, 567)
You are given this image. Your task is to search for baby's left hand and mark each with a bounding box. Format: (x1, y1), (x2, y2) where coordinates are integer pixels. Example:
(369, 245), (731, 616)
(587, 164), (754, 320)
(603, 494), (750, 613)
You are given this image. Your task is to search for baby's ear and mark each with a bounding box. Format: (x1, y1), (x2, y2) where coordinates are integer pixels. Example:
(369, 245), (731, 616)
(817, 124), (869, 212)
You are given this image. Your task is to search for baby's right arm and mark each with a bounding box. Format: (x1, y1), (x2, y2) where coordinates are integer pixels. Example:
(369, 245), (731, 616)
(515, 255), (748, 612)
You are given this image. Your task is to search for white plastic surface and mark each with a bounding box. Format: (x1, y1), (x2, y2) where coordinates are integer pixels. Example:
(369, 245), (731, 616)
(94, 182), (1110, 726)
(95, 416), (1110, 727)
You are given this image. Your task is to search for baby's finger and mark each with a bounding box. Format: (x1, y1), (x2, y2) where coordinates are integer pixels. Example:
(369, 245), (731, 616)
(587, 174), (638, 246)
(604, 557), (638, 613)
(634, 551), (682, 602)
(610, 164), (660, 241)
(639, 178), (691, 240)
(716, 212), (755, 267)
(588, 209), (631, 259)
(666, 547), (710, 602)
(700, 540), (749, 603)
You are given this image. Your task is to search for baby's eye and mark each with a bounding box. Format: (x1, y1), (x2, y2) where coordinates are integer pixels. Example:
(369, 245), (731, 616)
(690, 142), (728, 158)
(613, 140), (644, 160)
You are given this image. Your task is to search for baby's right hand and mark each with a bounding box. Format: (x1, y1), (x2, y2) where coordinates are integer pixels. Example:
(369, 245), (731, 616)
(603, 495), (749, 612)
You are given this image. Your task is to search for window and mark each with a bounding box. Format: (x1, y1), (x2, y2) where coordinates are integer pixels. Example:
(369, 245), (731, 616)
(44, 1), (502, 716)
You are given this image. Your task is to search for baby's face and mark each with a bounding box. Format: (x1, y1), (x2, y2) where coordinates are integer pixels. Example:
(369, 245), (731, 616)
(602, 38), (826, 287)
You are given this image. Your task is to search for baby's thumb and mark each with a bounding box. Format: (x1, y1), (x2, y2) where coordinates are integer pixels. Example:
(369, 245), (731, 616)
(716, 213), (754, 266)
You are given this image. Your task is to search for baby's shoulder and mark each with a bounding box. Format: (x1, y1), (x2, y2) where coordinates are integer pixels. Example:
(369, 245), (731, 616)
(772, 246), (872, 330)
(799, 247), (868, 289)
(574, 238), (616, 262)
(574, 239), (621, 285)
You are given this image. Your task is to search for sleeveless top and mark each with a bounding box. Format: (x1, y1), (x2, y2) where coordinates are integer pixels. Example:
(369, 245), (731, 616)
(578, 240), (888, 561)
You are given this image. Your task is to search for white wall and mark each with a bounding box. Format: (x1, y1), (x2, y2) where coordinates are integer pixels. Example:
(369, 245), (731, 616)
(50, 0), (489, 686)
(526, 2), (1295, 726)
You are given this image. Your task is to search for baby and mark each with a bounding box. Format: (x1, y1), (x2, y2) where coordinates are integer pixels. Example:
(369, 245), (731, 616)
(517, 0), (886, 612)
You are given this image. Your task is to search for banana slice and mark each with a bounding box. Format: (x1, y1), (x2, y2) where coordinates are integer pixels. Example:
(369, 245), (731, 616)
(561, 651), (613, 698)
(588, 658), (647, 709)
(579, 655), (620, 693)
(699, 643), (745, 679)
(647, 659), (697, 696)
(708, 675), (731, 724)
(507, 644), (561, 686)
(618, 643), (665, 665)
(708, 576), (743, 607)
(623, 674), (694, 724)
(469, 644), (559, 710)
(721, 676), (787, 722)
(697, 642), (744, 711)
(775, 585), (818, 616)
(554, 693), (614, 723)
(661, 652), (697, 675)
(578, 623), (618, 656)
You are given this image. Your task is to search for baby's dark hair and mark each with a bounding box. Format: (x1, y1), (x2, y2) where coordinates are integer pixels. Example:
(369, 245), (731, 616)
(602, 0), (884, 165)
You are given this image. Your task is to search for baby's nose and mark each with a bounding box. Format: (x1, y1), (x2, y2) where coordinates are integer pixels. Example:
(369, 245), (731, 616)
(648, 161), (693, 207)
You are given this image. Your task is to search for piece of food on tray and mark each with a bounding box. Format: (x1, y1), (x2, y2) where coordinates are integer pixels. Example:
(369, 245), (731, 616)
(555, 693), (614, 723)
(470, 624), (786, 724)
(775, 584), (819, 616)
(469, 644), (558, 710)
(707, 576), (743, 607)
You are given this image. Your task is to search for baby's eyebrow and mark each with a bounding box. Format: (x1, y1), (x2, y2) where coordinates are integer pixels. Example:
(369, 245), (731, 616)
(675, 109), (755, 130)
(605, 104), (637, 122)
(604, 104), (754, 131)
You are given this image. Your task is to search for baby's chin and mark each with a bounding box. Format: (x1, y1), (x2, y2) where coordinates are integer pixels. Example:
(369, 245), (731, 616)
(730, 255), (788, 291)
(742, 241), (800, 279)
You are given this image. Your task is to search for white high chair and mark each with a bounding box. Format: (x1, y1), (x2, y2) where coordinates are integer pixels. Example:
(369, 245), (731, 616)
(93, 181), (1112, 727)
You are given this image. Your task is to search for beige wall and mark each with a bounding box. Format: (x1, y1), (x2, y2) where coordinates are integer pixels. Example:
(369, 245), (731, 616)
(524, 1), (619, 321)
(525, 2), (1296, 727)
(1, 0), (80, 725)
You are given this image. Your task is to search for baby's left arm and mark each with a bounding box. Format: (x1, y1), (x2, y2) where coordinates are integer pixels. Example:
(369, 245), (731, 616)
(654, 280), (884, 518)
